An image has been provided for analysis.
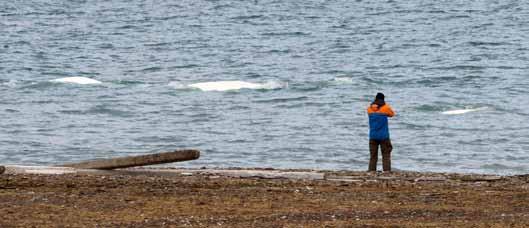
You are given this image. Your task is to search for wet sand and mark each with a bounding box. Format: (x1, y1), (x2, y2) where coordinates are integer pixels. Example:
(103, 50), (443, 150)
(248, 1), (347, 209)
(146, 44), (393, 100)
(1, 169), (528, 227)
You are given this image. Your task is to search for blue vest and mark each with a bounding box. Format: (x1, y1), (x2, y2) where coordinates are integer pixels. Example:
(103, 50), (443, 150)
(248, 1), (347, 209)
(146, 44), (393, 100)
(369, 113), (390, 140)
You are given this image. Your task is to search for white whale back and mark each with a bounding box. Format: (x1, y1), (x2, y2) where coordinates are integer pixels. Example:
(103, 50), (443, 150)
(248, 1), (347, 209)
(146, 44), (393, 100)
(442, 107), (488, 115)
(50, 77), (102, 85)
(188, 80), (264, 91)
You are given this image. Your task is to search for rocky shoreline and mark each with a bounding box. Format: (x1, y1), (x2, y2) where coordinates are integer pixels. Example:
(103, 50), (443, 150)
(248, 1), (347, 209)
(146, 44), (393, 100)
(1, 167), (528, 227)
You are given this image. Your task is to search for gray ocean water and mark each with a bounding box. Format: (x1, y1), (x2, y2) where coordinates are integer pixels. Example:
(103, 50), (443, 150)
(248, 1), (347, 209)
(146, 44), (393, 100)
(1, 0), (529, 175)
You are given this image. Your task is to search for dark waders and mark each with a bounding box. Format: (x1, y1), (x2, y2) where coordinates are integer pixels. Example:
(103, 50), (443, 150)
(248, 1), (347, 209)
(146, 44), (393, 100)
(368, 139), (392, 171)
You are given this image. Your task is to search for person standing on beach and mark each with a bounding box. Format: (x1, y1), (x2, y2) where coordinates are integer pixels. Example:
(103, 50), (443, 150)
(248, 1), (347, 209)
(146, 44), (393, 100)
(367, 93), (395, 172)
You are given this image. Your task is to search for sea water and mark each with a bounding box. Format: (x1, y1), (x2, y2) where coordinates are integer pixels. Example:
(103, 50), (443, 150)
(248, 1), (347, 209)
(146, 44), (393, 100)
(1, 0), (529, 174)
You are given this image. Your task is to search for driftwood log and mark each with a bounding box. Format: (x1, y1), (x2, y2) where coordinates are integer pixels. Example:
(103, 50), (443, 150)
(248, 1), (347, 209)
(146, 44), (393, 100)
(61, 149), (200, 170)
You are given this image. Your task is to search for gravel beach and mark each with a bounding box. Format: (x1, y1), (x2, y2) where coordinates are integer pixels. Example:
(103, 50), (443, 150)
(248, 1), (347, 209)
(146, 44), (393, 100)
(1, 169), (528, 227)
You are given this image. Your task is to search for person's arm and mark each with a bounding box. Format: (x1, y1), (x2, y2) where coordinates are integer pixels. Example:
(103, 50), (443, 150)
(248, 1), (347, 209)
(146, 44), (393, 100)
(367, 105), (376, 115)
(382, 105), (395, 117)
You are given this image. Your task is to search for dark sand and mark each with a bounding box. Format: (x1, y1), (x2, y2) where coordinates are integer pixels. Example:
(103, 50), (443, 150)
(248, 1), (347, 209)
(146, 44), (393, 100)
(1, 169), (528, 227)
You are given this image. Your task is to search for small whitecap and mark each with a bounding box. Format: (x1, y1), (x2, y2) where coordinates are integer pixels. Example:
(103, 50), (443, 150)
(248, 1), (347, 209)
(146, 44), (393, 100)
(1, 79), (18, 88)
(50, 77), (102, 85)
(167, 81), (188, 90)
(259, 80), (288, 90)
(332, 77), (354, 84)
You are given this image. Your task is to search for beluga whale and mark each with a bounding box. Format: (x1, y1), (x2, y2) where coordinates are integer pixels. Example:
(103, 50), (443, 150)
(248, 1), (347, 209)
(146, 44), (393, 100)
(188, 80), (265, 92)
(50, 77), (102, 85)
(441, 107), (488, 115)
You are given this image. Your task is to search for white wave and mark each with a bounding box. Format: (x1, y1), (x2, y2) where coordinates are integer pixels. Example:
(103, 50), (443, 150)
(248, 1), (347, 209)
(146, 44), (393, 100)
(167, 81), (188, 90)
(178, 80), (286, 92)
(260, 80), (287, 90)
(442, 107), (488, 115)
(50, 77), (102, 85)
(1, 79), (18, 88)
(332, 77), (353, 84)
